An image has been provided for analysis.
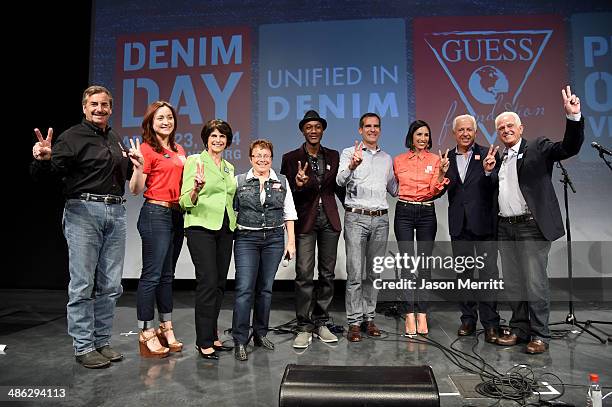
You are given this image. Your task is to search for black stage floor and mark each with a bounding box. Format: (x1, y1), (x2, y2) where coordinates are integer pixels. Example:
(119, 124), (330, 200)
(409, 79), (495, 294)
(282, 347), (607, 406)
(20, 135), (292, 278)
(1, 289), (610, 406)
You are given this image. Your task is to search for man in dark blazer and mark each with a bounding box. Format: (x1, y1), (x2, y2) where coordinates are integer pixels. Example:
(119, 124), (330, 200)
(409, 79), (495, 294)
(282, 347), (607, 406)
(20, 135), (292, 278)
(483, 85), (584, 354)
(446, 114), (500, 344)
(281, 110), (344, 349)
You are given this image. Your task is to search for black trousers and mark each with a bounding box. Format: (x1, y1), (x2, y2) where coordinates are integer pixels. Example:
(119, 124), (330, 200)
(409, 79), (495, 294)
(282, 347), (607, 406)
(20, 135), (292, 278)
(451, 228), (500, 330)
(294, 206), (340, 332)
(185, 216), (233, 349)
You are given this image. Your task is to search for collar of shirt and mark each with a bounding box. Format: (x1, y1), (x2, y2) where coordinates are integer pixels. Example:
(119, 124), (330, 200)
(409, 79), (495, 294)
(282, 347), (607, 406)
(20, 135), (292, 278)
(504, 138), (523, 158)
(82, 118), (111, 136)
(246, 168), (280, 181)
(454, 144), (476, 156)
(405, 149), (432, 160)
(362, 145), (381, 154)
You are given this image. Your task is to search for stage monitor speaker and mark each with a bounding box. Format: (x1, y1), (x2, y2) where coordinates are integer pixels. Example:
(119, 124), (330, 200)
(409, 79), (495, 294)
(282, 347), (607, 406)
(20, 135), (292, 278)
(279, 364), (439, 407)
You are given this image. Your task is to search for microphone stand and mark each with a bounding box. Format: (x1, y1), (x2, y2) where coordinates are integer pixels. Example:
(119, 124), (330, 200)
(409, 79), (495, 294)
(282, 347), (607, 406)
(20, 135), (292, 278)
(548, 161), (608, 343)
(596, 149), (612, 172)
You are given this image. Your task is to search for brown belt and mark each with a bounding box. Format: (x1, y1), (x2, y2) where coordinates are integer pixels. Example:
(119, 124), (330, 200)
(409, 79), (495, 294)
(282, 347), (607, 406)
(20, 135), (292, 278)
(344, 206), (388, 217)
(146, 199), (181, 211)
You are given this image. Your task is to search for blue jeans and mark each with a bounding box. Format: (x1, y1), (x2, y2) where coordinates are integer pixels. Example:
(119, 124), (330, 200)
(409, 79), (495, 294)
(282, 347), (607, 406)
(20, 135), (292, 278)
(232, 227), (285, 345)
(498, 218), (552, 343)
(344, 212), (389, 326)
(136, 202), (184, 329)
(394, 203), (436, 314)
(62, 199), (126, 355)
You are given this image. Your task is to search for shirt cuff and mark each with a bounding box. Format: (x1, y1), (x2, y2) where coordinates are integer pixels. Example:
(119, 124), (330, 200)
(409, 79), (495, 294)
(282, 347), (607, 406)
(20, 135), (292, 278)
(566, 112), (581, 122)
(435, 177), (450, 189)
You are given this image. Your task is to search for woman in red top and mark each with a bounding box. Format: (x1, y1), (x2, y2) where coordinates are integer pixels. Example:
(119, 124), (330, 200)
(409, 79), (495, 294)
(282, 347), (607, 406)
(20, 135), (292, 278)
(393, 120), (449, 336)
(129, 101), (186, 357)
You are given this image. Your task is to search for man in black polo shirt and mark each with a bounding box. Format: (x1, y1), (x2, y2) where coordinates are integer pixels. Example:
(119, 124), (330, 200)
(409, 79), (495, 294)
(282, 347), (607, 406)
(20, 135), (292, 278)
(31, 85), (142, 368)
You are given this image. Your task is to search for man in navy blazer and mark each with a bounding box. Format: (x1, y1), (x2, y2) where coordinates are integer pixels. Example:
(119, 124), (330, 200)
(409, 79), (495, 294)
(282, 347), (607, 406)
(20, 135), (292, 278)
(446, 114), (500, 344)
(483, 85), (584, 354)
(281, 110), (344, 349)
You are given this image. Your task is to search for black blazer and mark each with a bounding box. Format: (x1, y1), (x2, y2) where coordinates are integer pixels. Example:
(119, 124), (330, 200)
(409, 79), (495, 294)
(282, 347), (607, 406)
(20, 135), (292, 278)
(281, 145), (344, 234)
(446, 143), (497, 238)
(492, 118), (584, 241)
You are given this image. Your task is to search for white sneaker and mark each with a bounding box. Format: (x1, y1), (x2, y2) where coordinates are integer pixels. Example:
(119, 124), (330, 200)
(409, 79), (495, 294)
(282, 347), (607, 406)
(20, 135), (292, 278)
(292, 332), (312, 349)
(314, 325), (338, 343)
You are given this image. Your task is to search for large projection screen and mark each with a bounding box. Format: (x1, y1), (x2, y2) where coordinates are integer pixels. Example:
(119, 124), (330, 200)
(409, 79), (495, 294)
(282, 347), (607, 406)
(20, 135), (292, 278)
(90, 1), (612, 280)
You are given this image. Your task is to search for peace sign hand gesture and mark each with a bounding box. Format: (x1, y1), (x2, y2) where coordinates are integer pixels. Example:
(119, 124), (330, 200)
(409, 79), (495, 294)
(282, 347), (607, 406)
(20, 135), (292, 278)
(295, 160), (310, 187)
(562, 85), (581, 116)
(438, 148), (450, 181)
(483, 144), (499, 173)
(193, 160), (206, 193)
(32, 128), (53, 160)
(128, 138), (144, 169)
(349, 141), (364, 170)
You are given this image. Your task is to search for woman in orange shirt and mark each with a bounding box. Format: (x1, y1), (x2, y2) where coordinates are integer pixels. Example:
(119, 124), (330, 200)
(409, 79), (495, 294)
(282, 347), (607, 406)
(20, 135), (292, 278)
(393, 120), (449, 336)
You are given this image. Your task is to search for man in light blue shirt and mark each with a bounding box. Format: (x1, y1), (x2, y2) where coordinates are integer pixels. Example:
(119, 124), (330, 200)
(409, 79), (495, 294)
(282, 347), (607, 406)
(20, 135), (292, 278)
(337, 112), (398, 342)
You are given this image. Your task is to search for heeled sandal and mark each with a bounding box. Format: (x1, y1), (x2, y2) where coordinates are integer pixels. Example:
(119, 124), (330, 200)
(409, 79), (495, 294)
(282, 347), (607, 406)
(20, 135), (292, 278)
(156, 324), (183, 352)
(139, 330), (170, 358)
(404, 313), (417, 337)
(416, 313), (429, 335)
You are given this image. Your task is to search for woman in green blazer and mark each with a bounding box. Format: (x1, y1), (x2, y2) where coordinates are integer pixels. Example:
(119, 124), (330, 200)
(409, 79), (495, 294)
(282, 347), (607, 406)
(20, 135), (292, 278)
(180, 119), (237, 360)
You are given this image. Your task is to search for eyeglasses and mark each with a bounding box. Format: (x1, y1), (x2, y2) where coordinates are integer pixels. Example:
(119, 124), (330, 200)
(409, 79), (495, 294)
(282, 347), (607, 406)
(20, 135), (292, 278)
(251, 154), (272, 160)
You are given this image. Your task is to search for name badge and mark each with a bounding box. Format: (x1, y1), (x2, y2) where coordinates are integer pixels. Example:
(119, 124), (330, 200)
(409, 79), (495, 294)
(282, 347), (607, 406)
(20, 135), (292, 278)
(425, 165), (433, 173)
(474, 155), (481, 160)
(272, 183), (282, 189)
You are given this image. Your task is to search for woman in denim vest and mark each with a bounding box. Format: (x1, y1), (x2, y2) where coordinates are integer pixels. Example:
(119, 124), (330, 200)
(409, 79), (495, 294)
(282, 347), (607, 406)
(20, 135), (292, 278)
(180, 119), (237, 360)
(231, 139), (297, 361)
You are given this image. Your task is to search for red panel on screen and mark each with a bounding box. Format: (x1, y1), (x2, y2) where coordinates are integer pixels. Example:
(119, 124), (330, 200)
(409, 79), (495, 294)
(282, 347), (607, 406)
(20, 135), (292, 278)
(114, 27), (251, 168)
(413, 15), (566, 150)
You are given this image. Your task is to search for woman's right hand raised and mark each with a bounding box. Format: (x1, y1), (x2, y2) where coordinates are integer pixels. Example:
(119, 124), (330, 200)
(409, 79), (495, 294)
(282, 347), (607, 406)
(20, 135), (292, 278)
(193, 160), (206, 192)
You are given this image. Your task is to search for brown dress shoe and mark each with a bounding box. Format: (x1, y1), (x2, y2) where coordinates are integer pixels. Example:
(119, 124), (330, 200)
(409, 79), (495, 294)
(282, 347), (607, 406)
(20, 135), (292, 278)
(363, 321), (381, 337)
(348, 325), (362, 342)
(457, 323), (476, 336)
(525, 339), (548, 354)
(495, 333), (519, 346)
(484, 327), (499, 344)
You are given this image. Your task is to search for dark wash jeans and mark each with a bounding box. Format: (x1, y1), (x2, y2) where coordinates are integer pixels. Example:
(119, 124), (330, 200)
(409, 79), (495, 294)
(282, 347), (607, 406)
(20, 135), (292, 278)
(136, 202), (184, 328)
(232, 227), (285, 345)
(295, 206), (340, 332)
(393, 203), (437, 314)
(498, 218), (552, 343)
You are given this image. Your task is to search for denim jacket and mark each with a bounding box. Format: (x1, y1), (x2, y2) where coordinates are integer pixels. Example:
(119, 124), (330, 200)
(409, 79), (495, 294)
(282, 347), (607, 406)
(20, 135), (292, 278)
(235, 170), (288, 229)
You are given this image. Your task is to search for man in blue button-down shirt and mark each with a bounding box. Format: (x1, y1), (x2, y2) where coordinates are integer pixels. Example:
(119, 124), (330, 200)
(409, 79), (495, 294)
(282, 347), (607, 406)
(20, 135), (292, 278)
(337, 112), (398, 342)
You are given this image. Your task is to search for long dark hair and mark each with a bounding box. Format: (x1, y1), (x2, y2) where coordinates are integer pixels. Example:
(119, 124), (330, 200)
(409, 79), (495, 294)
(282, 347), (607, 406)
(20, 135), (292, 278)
(141, 101), (179, 153)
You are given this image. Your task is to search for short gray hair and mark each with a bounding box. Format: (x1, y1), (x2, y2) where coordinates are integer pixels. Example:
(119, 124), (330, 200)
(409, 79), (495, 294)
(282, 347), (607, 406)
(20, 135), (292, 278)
(452, 114), (476, 131)
(494, 111), (521, 129)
